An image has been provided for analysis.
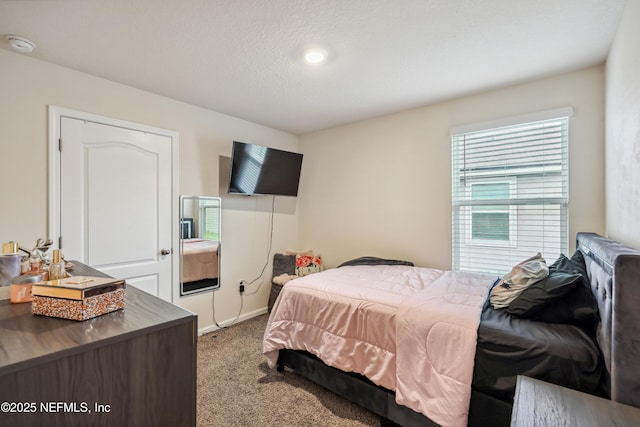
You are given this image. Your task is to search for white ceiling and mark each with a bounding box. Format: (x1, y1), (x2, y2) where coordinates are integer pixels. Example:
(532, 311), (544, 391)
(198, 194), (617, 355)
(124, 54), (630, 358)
(0, 0), (627, 135)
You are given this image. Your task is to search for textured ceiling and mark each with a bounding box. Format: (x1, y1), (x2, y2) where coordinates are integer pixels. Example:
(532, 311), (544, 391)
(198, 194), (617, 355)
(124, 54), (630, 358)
(0, 0), (627, 134)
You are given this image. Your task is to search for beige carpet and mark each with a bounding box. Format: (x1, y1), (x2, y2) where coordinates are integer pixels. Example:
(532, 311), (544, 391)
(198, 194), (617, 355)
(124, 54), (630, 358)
(197, 314), (379, 427)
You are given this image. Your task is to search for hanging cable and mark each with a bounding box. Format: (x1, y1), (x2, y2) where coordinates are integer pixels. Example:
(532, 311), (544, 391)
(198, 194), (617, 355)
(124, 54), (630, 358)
(211, 289), (227, 329)
(211, 279), (245, 329)
(215, 195), (275, 329)
(244, 195), (276, 296)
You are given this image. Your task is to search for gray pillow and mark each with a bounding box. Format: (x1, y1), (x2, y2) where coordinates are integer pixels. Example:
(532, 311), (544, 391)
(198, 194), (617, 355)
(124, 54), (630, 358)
(506, 270), (581, 317)
(272, 254), (296, 277)
(490, 253), (549, 309)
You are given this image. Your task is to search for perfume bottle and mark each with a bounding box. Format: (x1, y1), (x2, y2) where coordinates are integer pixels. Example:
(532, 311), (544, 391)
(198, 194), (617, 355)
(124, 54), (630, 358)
(49, 249), (66, 280)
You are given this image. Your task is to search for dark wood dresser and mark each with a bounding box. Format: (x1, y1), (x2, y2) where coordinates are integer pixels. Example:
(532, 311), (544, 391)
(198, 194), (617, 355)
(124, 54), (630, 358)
(511, 376), (640, 427)
(0, 262), (197, 427)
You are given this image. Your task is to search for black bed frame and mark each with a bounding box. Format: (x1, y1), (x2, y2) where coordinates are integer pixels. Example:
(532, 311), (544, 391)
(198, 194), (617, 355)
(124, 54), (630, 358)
(275, 233), (640, 426)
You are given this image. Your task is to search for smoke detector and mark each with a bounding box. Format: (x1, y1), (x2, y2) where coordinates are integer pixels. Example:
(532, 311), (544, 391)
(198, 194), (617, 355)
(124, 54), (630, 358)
(5, 35), (36, 53)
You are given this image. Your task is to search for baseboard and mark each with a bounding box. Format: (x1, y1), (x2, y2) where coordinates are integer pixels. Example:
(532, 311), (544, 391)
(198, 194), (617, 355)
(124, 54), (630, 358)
(198, 306), (268, 336)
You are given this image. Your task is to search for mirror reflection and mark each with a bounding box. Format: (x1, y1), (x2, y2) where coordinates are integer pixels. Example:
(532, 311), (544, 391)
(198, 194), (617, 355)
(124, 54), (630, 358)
(180, 195), (221, 295)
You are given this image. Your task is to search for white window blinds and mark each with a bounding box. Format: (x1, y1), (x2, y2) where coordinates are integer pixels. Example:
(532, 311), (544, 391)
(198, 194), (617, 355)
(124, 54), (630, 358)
(451, 109), (571, 274)
(200, 203), (220, 241)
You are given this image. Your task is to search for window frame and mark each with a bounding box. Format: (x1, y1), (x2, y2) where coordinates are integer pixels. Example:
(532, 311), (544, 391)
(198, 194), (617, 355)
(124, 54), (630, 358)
(464, 178), (517, 248)
(451, 107), (572, 274)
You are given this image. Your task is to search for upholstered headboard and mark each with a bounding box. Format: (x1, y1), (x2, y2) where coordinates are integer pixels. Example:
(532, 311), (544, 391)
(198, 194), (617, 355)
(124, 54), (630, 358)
(576, 232), (640, 408)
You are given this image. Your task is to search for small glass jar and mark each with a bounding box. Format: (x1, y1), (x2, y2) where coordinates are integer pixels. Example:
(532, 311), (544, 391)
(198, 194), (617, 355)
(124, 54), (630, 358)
(21, 257), (30, 274)
(29, 254), (41, 273)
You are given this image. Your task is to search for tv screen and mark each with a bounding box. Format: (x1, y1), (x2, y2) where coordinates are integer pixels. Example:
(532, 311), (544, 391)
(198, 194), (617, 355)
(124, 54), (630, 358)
(228, 141), (303, 197)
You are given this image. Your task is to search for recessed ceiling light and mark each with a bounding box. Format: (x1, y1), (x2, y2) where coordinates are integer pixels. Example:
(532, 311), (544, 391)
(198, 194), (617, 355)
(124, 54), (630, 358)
(302, 47), (328, 65)
(5, 34), (36, 54)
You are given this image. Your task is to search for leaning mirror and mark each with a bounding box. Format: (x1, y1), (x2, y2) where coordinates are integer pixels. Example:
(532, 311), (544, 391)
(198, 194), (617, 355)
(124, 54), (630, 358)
(179, 195), (221, 295)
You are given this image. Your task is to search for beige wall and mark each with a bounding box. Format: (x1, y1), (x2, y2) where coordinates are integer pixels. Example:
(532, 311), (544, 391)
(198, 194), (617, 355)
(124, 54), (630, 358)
(298, 66), (606, 269)
(605, 0), (640, 249)
(0, 48), (299, 331)
(0, 33), (618, 328)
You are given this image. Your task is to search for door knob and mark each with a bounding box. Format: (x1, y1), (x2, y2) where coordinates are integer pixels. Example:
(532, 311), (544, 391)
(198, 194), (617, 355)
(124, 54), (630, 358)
(160, 248), (172, 255)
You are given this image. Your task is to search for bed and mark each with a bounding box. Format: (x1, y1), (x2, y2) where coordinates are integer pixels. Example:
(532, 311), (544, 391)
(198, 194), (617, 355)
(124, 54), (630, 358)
(262, 233), (640, 426)
(181, 238), (219, 293)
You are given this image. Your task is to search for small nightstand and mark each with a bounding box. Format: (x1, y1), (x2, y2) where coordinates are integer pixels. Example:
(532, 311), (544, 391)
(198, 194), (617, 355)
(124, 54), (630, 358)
(511, 376), (640, 427)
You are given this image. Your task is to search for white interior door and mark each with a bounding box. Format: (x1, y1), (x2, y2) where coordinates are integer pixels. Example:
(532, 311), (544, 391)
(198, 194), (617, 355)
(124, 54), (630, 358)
(56, 115), (175, 301)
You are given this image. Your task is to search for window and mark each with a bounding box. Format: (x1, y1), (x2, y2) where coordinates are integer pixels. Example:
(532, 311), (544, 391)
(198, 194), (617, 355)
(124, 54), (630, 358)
(451, 108), (571, 274)
(200, 202), (220, 241)
(469, 181), (513, 243)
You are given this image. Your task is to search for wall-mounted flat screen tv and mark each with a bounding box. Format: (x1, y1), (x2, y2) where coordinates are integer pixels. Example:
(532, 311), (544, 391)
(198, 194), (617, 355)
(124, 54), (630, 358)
(228, 141), (303, 197)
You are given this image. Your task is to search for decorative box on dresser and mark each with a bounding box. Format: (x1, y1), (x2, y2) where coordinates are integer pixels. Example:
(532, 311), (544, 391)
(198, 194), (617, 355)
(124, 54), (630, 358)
(510, 376), (640, 427)
(0, 262), (197, 427)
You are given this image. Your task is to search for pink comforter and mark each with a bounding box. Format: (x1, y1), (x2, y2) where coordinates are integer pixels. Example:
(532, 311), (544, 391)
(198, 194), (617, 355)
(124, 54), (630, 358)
(263, 265), (496, 427)
(182, 239), (219, 282)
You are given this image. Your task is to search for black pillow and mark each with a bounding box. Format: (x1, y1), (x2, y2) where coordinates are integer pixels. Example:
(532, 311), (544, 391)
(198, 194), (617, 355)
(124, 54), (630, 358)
(506, 268), (581, 317)
(337, 256), (414, 268)
(530, 251), (599, 326)
(552, 250), (588, 278)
